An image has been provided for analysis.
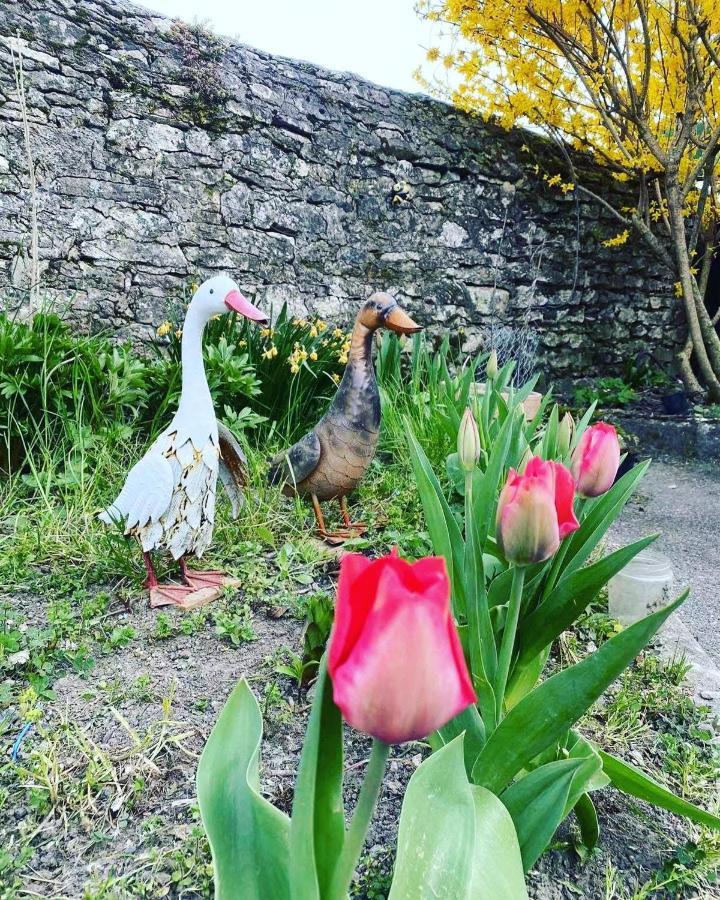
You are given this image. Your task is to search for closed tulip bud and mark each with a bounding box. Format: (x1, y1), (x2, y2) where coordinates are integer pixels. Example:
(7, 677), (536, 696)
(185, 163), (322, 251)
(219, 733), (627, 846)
(328, 550), (476, 744)
(571, 423), (621, 497)
(486, 348), (499, 381)
(458, 406), (481, 471)
(558, 412), (575, 455)
(496, 457), (579, 565)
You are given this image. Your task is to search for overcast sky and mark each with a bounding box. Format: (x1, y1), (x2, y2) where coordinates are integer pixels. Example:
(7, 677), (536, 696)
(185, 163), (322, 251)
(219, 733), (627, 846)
(137, 0), (436, 94)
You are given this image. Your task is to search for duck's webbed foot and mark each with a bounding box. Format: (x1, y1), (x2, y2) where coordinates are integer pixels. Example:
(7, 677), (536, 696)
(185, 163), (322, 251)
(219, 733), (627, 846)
(143, 553), (238, 610)
(311, 495), (366, 545)
(177, 557), (240, 598)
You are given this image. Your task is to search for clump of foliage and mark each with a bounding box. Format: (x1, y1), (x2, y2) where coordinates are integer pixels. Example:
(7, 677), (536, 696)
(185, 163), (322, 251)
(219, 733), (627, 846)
(168, 21), (229, 130)
(0, 302), (350, 475)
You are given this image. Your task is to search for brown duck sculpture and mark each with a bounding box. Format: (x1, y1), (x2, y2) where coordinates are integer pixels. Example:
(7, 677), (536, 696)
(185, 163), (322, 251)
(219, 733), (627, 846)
(268, 292), (422, 542)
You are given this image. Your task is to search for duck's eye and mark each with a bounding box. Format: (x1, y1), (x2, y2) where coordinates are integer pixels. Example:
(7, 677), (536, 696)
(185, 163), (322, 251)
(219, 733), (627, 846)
(209, 289), (214, 295)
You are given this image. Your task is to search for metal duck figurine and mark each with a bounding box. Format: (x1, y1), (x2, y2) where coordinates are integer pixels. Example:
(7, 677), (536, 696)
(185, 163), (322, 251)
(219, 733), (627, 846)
(100, 275), (268, 609)
(268, 292), (422, 542)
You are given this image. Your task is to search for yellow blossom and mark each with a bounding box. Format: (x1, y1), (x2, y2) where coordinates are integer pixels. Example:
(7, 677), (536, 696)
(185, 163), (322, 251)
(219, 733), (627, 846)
(175, 329), (183, 339)
(331, 373), (341, 384)
(426, 47), (440, 62)
(262, 345), (278, 360)
(156, 321), (172, 337)
(602, 229), (630, 248)
(310, 351), (318, 361)
(560, 182), (574, 194)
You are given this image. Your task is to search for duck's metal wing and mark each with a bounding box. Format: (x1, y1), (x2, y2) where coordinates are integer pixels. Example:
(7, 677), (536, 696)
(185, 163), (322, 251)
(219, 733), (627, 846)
(217, 421), (248, 519)
(99, 451), (174, 530)
(267, 429), (321, 490)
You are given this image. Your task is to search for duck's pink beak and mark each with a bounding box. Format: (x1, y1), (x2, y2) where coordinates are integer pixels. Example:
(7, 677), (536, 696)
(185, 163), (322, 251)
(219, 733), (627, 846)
(224, 290), (269, 325)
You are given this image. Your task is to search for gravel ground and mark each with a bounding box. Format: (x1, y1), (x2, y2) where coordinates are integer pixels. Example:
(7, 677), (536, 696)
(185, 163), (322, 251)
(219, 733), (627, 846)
(610, 458), (720, 665)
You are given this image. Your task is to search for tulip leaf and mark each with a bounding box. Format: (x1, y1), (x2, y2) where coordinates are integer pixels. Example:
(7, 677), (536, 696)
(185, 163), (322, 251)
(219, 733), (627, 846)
(430, 704), (486, 777)
(500, 758), (588, 870)
(197, 679), (290, 900)
(599, 749), (720, 830)
(515, 534), (658, 670)
(563, 460), (651, 577)
(289, 657), (345, 899)
(573, 793), (600, 855)
(471, 590), (687, 793)
(406, 425), (465, 615)
(390, 736), (527, 900)
(474, 408), (519, 546)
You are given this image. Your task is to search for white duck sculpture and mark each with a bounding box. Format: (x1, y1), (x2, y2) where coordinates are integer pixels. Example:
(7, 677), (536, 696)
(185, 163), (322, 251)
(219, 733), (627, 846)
(100, 275), (268, 608)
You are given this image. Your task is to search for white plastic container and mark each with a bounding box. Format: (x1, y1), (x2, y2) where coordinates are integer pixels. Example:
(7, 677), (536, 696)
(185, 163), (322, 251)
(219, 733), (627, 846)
(608, 550), (674, 626)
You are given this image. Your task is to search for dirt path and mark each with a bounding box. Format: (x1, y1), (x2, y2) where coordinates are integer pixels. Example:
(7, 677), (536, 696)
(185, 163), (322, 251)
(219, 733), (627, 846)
(610, 458), (720, 666)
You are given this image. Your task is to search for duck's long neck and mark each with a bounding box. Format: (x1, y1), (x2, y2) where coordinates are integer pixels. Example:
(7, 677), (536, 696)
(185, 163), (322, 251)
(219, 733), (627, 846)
(330, 318), (380, 432)
(348, 320), (375, 372)
(176, 303), (213, 421)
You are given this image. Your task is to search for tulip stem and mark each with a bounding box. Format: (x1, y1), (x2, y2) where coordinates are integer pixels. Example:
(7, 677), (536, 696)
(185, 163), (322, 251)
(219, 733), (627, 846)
(328, 739), (390, 899)
(494, 565), (526, 720)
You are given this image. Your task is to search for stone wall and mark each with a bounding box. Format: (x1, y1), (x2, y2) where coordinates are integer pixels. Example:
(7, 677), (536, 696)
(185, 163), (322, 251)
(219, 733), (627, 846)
(0, 0), (682, 376)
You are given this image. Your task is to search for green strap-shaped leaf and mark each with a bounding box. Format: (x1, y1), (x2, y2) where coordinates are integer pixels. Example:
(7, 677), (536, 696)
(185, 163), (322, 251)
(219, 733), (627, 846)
(197, 679), (291, 900)
(406, 425), (466, 615)
(390, 736), (527, 900)
(515, 534), (659, 670)
(599, 749), (720, 830)
(563, 460), (651, 577)
(573, 793), (600, 854)
(430, 704), (487, 778)
(500, 758), (587, 871)
(289, 658), (345, 900)
(471, 591), (687, 793)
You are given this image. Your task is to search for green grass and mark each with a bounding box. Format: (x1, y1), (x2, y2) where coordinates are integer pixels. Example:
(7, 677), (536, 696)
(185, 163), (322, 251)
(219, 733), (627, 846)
(0, 306), (718, 896)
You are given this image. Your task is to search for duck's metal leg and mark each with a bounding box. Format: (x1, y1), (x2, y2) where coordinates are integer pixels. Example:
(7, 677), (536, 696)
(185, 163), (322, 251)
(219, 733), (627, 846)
(313, 494), (366, 545)
(311, 494), (328, 534)
(143, 552), (159, 589)
(339, 497), (367, 534)
(145, 552), (199, 608)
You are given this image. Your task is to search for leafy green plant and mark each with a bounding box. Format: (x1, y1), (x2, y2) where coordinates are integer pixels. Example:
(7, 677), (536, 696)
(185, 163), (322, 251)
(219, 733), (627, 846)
(406, 363), (720, 873)
(573, 376), (637, 411)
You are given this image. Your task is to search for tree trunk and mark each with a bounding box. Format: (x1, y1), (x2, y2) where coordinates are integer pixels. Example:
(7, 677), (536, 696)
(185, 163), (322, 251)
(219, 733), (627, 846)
(665, 181), (720, 402)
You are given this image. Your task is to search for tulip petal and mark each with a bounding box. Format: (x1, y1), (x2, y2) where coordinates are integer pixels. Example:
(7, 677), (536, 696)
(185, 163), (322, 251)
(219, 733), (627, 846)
(550, 461), (580, 539)
(329, 553), (376, 673)
(572, 423), (621, 497)
(497, 480), (560, 565)
(330, 560), (475, 744)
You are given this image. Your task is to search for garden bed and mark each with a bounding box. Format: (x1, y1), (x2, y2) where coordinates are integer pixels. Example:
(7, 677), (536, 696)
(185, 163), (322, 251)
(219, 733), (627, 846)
(1, 501), (718, 898)
(1, 313), (719, 898)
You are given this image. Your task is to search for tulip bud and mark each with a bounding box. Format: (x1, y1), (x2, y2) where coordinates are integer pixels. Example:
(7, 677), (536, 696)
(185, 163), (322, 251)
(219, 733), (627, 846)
(571, 423), (621, 497)
(486, 348), (499, 381)
(558, 412), (575, 455)
(496, 457), (579, 565)
(458, 406), (481, 472)
(328, 550), (476, 744)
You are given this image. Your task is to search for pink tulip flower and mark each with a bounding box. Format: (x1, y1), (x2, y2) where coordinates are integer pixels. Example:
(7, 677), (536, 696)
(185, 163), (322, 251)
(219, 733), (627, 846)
(496, 456), (579, 565)
(571, 423), (621, 497)
(327, 550), (476, 744)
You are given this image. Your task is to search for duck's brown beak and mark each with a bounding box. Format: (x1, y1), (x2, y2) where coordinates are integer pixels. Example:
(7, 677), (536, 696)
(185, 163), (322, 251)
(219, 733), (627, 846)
(384, 304), (423, 335)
